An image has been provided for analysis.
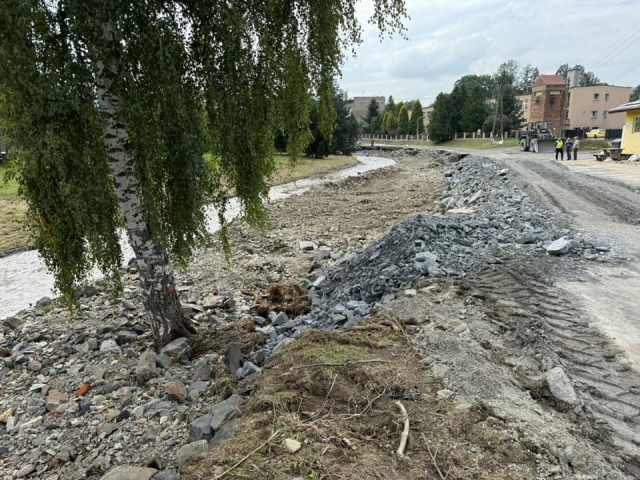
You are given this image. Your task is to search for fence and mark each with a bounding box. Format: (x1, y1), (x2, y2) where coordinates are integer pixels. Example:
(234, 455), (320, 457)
(360, 131), (518, 142)
(564, 128), (623, 139)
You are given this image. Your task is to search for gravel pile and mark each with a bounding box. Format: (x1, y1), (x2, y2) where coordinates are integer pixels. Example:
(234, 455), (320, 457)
(264, 156), (610, 355)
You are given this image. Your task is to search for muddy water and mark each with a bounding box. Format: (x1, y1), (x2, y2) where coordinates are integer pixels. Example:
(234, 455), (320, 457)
(0, 155), (394, 318)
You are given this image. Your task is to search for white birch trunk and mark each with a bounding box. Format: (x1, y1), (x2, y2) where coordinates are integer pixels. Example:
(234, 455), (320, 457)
(95, 23), (195, 347)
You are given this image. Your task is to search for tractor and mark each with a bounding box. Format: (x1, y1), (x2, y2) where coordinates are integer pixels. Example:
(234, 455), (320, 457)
(518, 122), (556, 153)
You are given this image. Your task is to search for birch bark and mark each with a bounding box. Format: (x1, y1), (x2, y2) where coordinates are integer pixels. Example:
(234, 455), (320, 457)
(95, 23), (195, 347)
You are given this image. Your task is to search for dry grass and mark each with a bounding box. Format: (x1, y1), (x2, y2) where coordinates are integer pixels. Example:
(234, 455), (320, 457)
(0, 200), (30, 252)
(181, 315), (537, 480)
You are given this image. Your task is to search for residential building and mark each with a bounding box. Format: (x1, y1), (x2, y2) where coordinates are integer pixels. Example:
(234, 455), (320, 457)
(422, 106), (434, 129)
(566, 85), (631, 131)
(609, 100), (640, 155)
(346, 96), (385, 127)
(529, 75), (567, 136)
(516, 93), (531, 125)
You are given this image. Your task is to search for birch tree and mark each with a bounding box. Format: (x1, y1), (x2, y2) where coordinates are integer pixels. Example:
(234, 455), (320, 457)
(0, 0), (406, 347)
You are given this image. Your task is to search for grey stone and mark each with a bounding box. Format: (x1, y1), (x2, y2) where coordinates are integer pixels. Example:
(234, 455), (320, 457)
(132, 405), (145, 420)
(192, 360), (213, 381)
(35, 296), (52, 308)
(546, 237), (571, 255)
(177, 440), (209, 466)
(122, 299), (137, 311)
(156, 352), (174, 369)
(209, 417), (239, 449)
(226, 344), (243, 374)
(299, 241), (315, 251)
(314, 246), (331, 262)
(2, 317), (25, 330)
(136, 350), (158, 382)
(151, 470), (180, 480)
(161, 337), (191, 364)
(272, 311), (288, 326)
(546, 367), (580, 406)
(116, 330), (138, 345)
(16, 464), (35, 478)
(189, 415), (213, 442)
(210, 394), (244, 431)
(99, 466), (158, 480)
(236, 361), (261, 380)
(166, 380), (188, 402)
(202, 295), (225, 309)
(100, 339), (121, 354)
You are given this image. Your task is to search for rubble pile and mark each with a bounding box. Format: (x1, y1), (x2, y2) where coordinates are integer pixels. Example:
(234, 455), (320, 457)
(264, 157), (610, 355)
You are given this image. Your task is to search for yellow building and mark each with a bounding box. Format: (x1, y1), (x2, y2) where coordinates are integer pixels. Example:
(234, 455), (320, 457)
(609, 101), (640, 155)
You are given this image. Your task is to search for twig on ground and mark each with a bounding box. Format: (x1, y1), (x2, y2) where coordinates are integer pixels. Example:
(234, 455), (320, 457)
(422, 434), (448, 480)
(211, 430), (281, 480)
(291, 359), (390, 370)
(395, 400), (410, 458)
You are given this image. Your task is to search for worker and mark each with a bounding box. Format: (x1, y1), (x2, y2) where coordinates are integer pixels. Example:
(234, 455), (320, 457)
(565, 138), (573, 160)
(555, 138), (564, 160)
(573, 137), (580, 160)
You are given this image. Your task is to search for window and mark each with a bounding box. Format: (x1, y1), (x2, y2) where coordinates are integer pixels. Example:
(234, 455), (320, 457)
(427, 112), (432, 120)
(634, 116), (640, 133)
(591, 110), (598, 119)
(593, 93), (600, 101)
(605, 93), (610, 101)
(603, 111), (608, 118)
(522, 100), (529, 110)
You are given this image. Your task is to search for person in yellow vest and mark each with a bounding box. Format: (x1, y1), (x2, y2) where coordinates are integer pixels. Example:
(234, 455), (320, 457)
(555, 138), (564, 160)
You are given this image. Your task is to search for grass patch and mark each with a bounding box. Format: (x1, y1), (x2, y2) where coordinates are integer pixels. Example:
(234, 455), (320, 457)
(269, 154), (358, 185)
(0, 167), (30, 252)
(0, 166), (19, 200)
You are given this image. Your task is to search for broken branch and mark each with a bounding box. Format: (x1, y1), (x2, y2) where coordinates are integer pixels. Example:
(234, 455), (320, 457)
(422, 434), (447, 480)
(291, 359), (390, 370)
(395, 400), (410, 458)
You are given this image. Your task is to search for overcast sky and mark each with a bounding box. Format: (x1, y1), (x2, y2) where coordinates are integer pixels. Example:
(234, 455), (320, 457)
(339, 0), (640, 104)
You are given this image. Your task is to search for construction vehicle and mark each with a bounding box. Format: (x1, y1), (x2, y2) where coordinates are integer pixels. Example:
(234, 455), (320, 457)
(518, 121), (556, 153)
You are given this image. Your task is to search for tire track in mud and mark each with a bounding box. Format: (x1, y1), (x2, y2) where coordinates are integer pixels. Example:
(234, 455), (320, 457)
(517, 160), (640, 225)
(466, 267), (640, 476)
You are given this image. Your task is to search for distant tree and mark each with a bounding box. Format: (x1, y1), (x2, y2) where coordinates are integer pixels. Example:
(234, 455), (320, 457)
(412, 99), (425, 134)
(556, 63), (570, 79)
(580, 71), (600, 87)
(371, 116), (381, 134)
(518, 63), (540, 94)
(397, 105), (409, 134)
(455, 74), (495, 99)
(501, 84), (524, 132)
(428, 93), (454, 143)
(307, 88), (360, 158)
(631, 85), (640, 102)
(364, 99), (380, 134)
(556, 64), (600, 86)
(460, 86), (487, 132)
(385, 95), (396, 113)
(449, 84), (468, 133)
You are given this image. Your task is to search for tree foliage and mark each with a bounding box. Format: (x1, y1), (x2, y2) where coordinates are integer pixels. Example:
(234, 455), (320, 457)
(0, 0), (407, 344)
(556, 64), (600, 86)
(397, 104), (409, 134)
(428, 93), (454, 143)
(455, 75), (495, 99)
(411, 99), (425, 134)
(460, 86), (487, 132)
(306, 88), (359, 158)
(364, 98), (380, 134)
(631, 85), (640, 102)
(518, 63), (540, 94)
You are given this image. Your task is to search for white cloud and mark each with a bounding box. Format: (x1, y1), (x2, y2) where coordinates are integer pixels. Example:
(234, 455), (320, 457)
(339, 0), (640, 102)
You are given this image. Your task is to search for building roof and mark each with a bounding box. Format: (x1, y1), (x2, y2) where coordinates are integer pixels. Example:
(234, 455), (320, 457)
(538, 75), (566, 85)
(609, 100), (640, 114)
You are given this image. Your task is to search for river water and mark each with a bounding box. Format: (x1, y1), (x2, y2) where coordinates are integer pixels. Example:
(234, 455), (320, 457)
(0, 155), (395, 318)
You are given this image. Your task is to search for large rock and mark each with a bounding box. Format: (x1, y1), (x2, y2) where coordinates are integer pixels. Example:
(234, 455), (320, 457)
(189, 415), (214, 442)
(166, 380), (188, 402)
(546, 367), (580, 406)
(177, 440), (209, 466)
(46, 390), (69, 411)
(136, 350), (158, 382)
(210, 394), (244, 431)
(100, 339), (122, 354)
(35, 296), (52, 308)
(151, 470), (180, 480)
(116, 330), (138, 345)
(99, 465), (157, 480)
(546, 237), (573, 255)
(161, 337), (191, 364)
